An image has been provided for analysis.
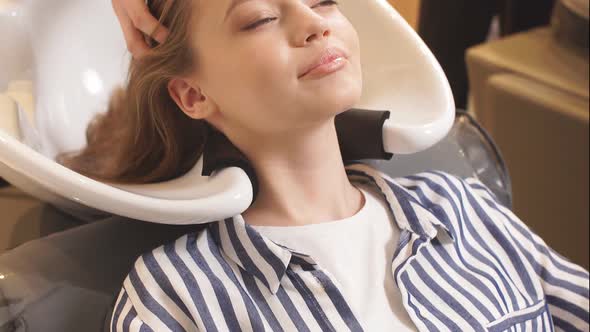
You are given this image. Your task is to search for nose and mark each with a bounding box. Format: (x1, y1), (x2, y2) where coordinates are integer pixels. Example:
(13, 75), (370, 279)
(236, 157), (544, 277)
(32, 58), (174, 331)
(304, 25), (331, 44)
(292, 5), (332, 47)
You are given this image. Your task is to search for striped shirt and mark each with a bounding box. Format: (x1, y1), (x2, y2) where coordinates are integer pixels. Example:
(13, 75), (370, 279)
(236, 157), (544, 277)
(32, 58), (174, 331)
(111, 162), (590, 332)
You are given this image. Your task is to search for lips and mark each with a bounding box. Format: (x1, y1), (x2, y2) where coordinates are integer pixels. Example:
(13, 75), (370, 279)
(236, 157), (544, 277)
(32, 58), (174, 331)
(299, 47), (348, 78)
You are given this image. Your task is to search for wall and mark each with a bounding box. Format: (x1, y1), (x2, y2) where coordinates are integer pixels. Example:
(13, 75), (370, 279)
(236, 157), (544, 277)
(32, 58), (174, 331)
(387, 0), (421, 29)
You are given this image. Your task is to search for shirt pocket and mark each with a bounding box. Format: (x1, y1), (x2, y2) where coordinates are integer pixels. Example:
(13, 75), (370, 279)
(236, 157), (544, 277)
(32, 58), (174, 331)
(484, 298), (553, 332)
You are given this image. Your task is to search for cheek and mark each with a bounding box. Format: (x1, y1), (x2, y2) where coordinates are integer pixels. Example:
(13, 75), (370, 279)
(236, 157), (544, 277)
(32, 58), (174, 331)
(249, 44), (291, 84)
(341, 19), (361, 57)
(225, 36), (290, 87)
(207, 53), (293, 132)
(342, 22), (363, 87)
(232, 44), (295, 109)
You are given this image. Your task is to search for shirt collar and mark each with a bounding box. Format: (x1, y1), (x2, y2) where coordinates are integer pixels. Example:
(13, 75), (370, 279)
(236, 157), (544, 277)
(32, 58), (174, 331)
(207, 162), (455, 295)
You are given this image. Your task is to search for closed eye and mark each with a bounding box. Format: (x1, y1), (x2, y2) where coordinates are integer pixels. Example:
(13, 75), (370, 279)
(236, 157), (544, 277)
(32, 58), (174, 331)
(315, 0), (339, 8)
(241, 0), (339, 31)
(242, 17), (277, 31)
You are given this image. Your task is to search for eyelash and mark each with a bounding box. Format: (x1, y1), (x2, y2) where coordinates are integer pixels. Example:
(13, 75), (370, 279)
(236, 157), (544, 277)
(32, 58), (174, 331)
(242, 0), (339, 31)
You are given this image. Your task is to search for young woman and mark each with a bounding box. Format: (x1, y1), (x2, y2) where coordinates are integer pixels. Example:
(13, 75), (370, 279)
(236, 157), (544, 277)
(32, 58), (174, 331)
(61, 0), (589, 330)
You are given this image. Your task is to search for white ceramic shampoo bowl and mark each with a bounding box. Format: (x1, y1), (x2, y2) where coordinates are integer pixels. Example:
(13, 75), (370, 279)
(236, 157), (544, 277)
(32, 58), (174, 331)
(0, 0), (454, 224)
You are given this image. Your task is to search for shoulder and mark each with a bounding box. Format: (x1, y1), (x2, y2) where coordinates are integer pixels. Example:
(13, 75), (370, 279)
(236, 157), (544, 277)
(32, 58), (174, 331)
(347, 162), (498, 202)
(113, 231), (213, 330)
(366, 166), (508, 226)
(123, 229), (214, 306)
(402, 169), (506, 216)
(382, 168), (499, 205)
(347, 162), (499, 214)
(141, 227), (214, 272)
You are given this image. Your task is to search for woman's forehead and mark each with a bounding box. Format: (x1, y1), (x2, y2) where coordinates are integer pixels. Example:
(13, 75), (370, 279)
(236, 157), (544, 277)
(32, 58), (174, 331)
(191, 0), (234, 28)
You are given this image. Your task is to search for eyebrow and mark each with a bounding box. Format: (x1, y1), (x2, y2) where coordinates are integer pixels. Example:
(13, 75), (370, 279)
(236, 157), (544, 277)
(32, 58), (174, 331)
(224, 0), (255, 22)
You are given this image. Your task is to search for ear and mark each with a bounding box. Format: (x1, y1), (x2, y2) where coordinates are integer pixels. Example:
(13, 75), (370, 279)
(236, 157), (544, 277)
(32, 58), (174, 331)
(168, 77), (215, 120)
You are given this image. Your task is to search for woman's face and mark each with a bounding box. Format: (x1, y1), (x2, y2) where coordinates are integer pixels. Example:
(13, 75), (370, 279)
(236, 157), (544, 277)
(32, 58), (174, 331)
(185, 0), (362, 140)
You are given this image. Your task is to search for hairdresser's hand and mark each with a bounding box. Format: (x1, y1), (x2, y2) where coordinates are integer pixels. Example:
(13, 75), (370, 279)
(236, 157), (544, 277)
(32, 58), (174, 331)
(112, 0), (169, 58)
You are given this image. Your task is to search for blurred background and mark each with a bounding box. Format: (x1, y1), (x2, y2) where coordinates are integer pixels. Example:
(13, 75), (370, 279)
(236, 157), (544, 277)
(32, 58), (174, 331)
(388, 0), (589, 268)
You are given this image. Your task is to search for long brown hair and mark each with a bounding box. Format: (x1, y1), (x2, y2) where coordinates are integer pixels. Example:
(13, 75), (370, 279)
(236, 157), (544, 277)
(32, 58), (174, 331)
(57, 0), (208, 184)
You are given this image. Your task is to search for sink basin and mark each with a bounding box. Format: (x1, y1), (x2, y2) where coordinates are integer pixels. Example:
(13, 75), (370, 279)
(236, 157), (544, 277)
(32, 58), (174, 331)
(0, 0), (454, 224)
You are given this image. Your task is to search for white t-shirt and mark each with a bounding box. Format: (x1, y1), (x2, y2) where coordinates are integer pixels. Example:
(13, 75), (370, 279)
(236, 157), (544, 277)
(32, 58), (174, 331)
(250, 183), (418, 331)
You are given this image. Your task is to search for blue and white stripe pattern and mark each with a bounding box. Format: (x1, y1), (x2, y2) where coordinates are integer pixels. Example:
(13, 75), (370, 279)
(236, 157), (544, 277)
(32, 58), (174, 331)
(111, 162), (589, 331)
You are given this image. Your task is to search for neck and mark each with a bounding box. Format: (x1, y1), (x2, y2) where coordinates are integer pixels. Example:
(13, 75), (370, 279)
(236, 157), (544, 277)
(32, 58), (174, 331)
(239, 119), (364, 227)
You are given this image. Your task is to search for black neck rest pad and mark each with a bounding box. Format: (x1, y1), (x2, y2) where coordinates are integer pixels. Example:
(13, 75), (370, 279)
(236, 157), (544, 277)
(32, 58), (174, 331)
(201, 108), (394, 203)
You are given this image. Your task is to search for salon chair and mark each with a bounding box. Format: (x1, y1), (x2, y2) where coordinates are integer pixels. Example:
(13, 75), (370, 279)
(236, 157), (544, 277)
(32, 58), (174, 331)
(0, 0), (511, 330)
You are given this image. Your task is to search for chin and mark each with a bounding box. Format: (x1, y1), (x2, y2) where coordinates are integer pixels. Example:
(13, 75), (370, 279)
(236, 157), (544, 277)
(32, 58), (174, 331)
(330, 79), (362, 112)
(300, 76), (362, 120)
(314, 91), (362, 121)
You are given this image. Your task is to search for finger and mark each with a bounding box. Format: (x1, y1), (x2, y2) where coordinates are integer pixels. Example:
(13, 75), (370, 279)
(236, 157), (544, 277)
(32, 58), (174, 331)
(111, 0), (122, 17)
(151, 25), (170, 44)
(127, 0), (169, 44)
(118, 12), (151, 58)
